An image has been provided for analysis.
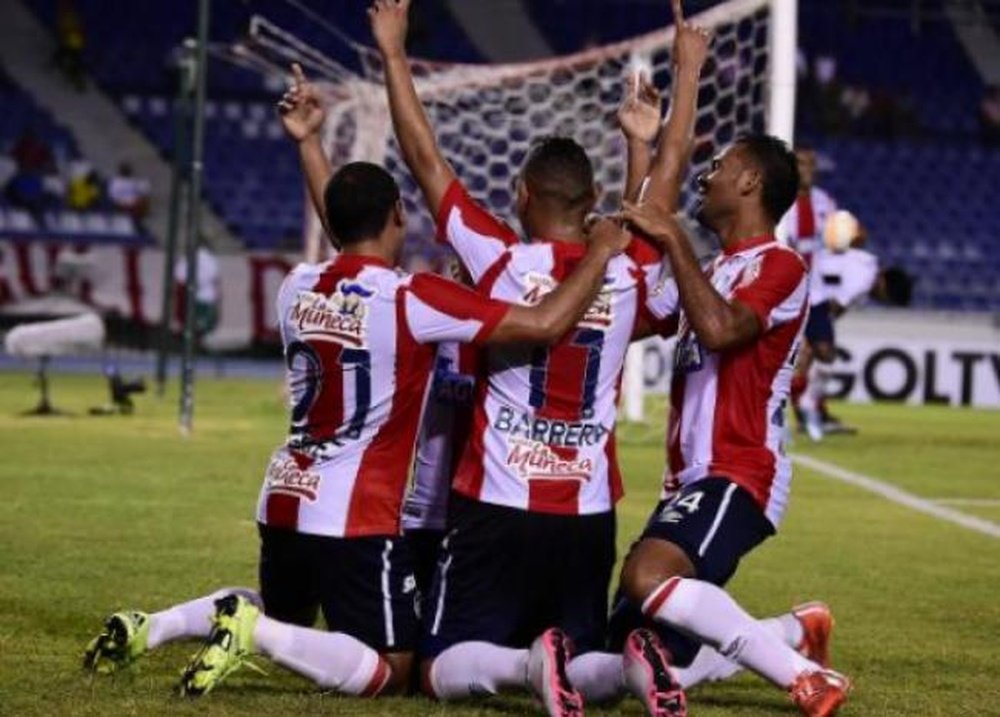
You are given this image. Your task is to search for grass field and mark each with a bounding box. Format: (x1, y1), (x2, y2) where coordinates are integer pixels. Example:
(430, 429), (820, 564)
(1, 369), (999, 717)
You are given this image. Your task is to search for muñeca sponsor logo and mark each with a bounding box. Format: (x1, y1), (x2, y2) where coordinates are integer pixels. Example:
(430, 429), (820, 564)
(265, 455), (322, 502)
(291, 280), (375, 346)
(505, 438), (594, 482)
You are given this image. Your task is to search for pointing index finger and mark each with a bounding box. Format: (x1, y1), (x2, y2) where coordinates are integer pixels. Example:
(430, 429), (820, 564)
(291, 62), (306, 85)
(672, 0), (684, 24)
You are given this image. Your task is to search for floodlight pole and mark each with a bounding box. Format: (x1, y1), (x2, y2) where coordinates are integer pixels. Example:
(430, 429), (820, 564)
(155, 40), (195, 397)
(179, 0), (210, 434)
(767, 0), (798, 143)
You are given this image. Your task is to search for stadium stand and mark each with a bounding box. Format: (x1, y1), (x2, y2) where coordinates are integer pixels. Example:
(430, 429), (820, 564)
(0, 68), (144, 243)
(17, 0), (998, 310)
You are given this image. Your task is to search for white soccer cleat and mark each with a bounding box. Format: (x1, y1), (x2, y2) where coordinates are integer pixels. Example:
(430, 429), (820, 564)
(527, 628), (584, 717)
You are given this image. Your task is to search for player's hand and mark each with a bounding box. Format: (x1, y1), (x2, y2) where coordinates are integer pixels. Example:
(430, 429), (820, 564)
(369, 0), (410, 57)
(671, 1), (712, 73)
(586, 216), (632, 258)
(277, 63), (325, 142)
(620, 200), (686, 246)
(618, 72), (662, 143)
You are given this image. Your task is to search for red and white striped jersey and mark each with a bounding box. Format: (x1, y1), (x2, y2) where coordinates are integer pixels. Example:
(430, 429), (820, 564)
(436, 180), (663, 516)
(255, 255), (509, 538)
(647, 236), (809, 527)
(401, 342), (478, 532)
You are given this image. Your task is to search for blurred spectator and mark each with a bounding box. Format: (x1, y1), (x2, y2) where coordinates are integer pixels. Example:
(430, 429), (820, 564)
(66, 159), (100, 210)
(107, 163), (150, 220)
(5, 169), (46, 215)
(980, 85), (1000, 146)
(174, 246), (221, 340)
(11, 128), (54, 173)
(54, 0), (87, 90)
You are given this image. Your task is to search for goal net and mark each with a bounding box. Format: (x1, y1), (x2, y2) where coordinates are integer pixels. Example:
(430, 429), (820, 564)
(233, 0), (793, 430)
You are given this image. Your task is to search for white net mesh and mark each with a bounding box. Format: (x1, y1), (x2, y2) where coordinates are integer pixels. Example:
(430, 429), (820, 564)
(240, 0), (775, 259)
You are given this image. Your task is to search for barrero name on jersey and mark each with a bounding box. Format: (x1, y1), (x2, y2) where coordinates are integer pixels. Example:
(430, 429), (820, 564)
(291, 280), (376, 346)
(493, 405), (609, 448)
(264, 454), (322, 502)
(506, 438), (594, 482)
(523, 272), (613, 328)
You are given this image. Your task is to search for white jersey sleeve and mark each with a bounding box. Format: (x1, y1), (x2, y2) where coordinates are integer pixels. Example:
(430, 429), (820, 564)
(436, 180), (520, 283)
(402, 273), (510, 345)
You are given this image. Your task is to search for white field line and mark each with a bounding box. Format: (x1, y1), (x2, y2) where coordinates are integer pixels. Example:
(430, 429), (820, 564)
(929, 498), (1000, 507)
(791, 453), (1000, 540)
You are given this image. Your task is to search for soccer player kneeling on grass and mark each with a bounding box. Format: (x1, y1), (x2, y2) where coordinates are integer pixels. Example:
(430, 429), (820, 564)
(82, 66), (632, 699)
(615, 133), (853, 717)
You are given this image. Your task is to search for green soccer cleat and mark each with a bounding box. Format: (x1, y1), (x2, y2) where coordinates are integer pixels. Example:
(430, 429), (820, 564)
(178, 594), (262, 697)
(82, 610), (150, 674)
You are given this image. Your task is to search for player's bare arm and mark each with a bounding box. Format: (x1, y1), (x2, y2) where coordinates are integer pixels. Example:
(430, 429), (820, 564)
(641, 0), (711, 212)
(622, 200), (761, 350)
(277, 63), (337, 248)
(619, 73), (661, 202)
(490, 218), (630, 345)
(370, 0), (456, 215)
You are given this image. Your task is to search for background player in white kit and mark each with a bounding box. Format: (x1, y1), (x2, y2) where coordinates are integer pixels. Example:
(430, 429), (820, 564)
(777, 148), (853, 439)
(82, 65), (632, 700)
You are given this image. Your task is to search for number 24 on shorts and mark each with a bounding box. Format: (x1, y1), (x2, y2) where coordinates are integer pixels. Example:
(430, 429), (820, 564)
(658, 491), (704, 524)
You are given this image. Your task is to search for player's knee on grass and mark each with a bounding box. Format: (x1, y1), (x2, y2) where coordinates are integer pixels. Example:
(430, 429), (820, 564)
(382, 651), (414, 694)
(620, 538), (696, 608)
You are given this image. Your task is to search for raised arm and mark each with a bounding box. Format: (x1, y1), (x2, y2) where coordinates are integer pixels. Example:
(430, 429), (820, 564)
(369, 0), (456, 216)
(641, 0), (712, 212)
(622, 201), (760, 351)
(618, 72), (662, 202)
(278, 64), (336, 248)
(490, 219), (630, 345)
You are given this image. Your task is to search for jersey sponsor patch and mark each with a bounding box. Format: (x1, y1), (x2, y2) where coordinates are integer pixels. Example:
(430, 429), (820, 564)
(522, 271), (614, 329)
(264, 453), (322, 502)
(505, 439), (594, 483)
(290, 279), (376, 346)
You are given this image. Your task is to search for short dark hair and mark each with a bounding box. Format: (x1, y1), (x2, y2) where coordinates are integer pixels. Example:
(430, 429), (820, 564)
(736, 134), (799, 224)
(323, 162), (400, 245)
(521, 137), (595, 212)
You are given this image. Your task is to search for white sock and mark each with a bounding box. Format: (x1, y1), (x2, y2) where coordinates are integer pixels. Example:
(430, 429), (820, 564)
(567, 652), (625, 703)
(673, 615), (803, 688)
(429, 642), (528, 699)
(146, 587), (260, 649)
(252, 614), (388, 696)
(801, 363), (826, 412)
(643, 578), (817, 689)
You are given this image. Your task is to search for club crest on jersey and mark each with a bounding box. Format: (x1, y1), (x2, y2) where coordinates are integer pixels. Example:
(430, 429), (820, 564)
(265, 455), (322, 502)
(522, 271), (613, 328)
(291, 280), (375, 346)
(505, 438), (594, 482)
